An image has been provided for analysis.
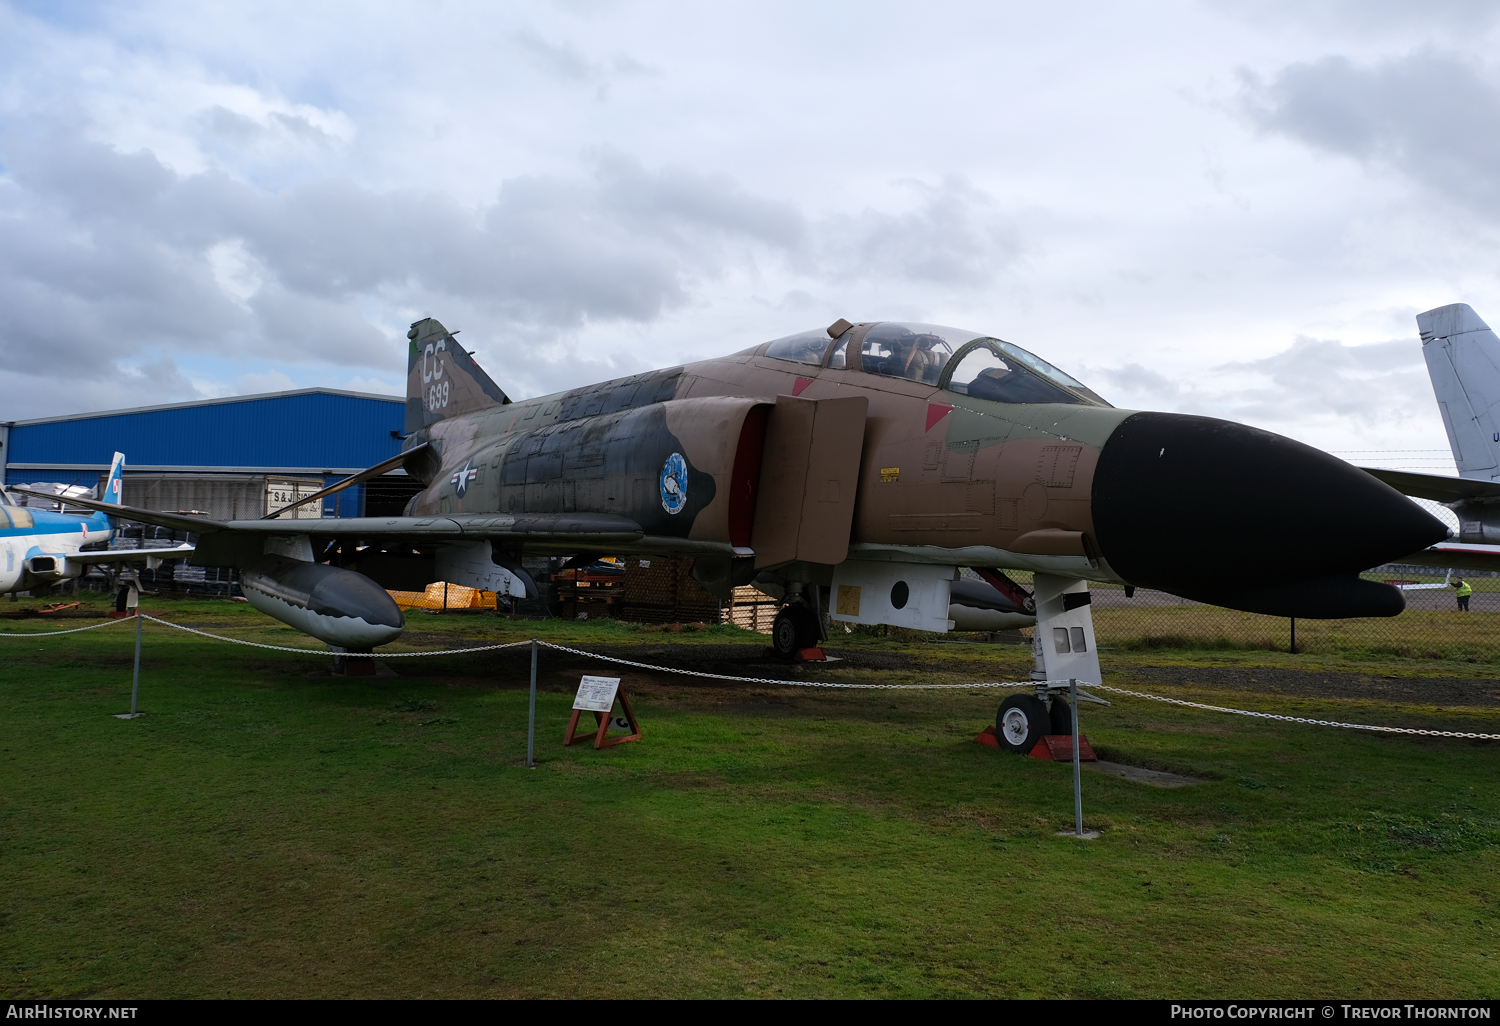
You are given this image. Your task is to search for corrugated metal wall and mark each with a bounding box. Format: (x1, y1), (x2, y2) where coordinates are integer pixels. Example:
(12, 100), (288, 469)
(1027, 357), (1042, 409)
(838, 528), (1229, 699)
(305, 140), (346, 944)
(4, 391), (407, 518)
(120, 474), (326, 521)
(6, 392), (402, 471)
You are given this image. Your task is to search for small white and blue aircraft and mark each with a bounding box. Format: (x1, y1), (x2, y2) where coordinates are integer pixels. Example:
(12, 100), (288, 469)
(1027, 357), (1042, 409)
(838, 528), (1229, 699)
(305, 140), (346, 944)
(0, 452), (193, 596)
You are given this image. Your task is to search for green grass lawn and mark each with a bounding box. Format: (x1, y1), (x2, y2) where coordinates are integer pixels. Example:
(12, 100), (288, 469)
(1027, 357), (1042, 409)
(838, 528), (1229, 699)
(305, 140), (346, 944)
(1, 596), (1498, 998)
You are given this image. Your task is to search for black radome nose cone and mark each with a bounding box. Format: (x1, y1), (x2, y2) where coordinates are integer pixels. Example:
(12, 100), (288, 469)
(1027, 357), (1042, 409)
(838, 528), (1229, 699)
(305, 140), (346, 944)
(1091, 412), (1448, 617)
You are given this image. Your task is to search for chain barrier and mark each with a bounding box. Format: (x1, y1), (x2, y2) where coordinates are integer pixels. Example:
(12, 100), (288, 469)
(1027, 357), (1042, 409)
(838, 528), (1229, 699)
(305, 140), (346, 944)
(138, 615), (534, 657)
(537, 641), (1042, 689)
(0, 617), (137, 638)
(6, 616), (1496, 740)
(538, 644), (1498, 737)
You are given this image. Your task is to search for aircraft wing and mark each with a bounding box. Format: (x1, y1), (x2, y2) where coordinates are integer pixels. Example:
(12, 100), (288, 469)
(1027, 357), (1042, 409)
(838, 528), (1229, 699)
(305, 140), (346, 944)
(6, 488), (644, 546)
(1393, 540), (1500, 574)
(259, 442), (431, 520)
(9, 489), (223, 534)
(67, 544), (196, 565)
(1360, 467), (1500, 503)
(226, 512), (646, 543)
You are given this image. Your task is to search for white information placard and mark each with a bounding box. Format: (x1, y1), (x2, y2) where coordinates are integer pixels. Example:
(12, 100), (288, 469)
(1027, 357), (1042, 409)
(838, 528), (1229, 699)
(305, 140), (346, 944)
(573, 675), (621, 713)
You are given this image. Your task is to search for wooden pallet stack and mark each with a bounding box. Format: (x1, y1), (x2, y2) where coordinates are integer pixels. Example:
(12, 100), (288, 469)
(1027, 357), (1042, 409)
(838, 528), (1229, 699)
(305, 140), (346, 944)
(554, 565), (625, 619)
(725, 585), (779, 634)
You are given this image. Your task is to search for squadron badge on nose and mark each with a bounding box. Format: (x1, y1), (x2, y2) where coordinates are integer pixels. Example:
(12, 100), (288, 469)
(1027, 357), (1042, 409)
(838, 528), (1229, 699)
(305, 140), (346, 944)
(660, 452), (688, 514)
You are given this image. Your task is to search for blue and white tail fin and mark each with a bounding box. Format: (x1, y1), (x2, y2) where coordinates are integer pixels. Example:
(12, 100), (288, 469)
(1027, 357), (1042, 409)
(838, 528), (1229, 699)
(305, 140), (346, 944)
(1419, 304), (1500, 481)
(102, 452), (125, 505)
(96, 452), (126, 527)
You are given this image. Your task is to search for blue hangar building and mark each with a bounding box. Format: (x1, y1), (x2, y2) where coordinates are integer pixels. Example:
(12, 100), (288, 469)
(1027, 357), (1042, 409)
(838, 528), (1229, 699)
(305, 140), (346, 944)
(0, 389), (420, 521)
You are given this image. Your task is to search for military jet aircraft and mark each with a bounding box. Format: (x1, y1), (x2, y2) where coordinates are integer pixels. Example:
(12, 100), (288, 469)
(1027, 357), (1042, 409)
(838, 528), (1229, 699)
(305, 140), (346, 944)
(2, 452), (193, 595)
(30, 318), (1447, 747)
(1358, 303), (1500, 574)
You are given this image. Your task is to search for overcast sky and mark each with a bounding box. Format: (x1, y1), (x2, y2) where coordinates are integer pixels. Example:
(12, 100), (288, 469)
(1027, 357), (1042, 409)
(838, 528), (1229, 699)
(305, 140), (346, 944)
(4, 1), (1500, 473)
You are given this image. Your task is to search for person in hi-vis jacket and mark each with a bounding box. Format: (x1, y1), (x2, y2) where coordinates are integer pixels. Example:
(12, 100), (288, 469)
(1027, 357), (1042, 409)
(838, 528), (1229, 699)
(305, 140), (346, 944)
(1453, 576), (1473, 612)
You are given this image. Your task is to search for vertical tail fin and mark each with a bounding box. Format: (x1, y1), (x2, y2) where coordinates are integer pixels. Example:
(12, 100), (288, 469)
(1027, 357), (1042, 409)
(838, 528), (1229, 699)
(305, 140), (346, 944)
(405, 318), (511, 435)
(92, 451), (126, 530)
(102, 452), (126, 505)
(1419, 304), (1500, 480)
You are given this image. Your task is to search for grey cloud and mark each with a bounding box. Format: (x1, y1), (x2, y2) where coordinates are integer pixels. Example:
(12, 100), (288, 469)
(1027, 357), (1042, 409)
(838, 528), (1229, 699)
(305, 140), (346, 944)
(608, 54), (655, 77)
(1218, 335), (1417, 378)
(818, 177), (1023, 288)
(1211, 0), (1500, 36)
(199, 106), (339, 150)
(1241, 50), (1500, 217)
(513, 30), (595, 82)
(124, 355), (206, 399)
(1089, 363), (1182, 407)
(511, 30), (657, 89)
(1210, 336), (1430, 425)
(246, 285), (390, 366)
(0, 124), (1028, 417)
(200, 106), (265, 143)
(1090, 336), (1430, 429)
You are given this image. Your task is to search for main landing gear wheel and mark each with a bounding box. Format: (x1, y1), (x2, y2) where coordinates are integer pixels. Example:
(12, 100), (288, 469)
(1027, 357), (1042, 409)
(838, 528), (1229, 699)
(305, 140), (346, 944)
(770, 603), (820, 661)
(996, 694), (1049, 754)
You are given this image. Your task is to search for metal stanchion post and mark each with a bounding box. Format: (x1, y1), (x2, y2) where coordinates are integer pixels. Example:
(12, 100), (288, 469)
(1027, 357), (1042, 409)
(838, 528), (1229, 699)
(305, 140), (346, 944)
(115, 611), (143, 720)
(1071, 677), (1083, 837)
(131, 610), (142, 715)
(527, 639), (538, 768)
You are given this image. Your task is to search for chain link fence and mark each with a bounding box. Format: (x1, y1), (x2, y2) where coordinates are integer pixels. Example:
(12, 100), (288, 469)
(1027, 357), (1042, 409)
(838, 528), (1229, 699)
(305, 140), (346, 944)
(989, 566), (1500, 664)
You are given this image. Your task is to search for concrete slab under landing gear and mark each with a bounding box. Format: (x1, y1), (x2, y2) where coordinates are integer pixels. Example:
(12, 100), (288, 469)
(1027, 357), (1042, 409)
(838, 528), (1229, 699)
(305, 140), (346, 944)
(1085, 760), (1202, 787)
(330, 660), (399, 677)
(1056, 829), (1102, 840)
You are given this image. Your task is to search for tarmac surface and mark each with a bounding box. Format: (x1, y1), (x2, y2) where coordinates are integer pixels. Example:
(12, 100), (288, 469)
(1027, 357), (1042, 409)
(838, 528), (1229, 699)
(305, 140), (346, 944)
(1088, 585), (1500, 612)
(1116, 664), (1500, 707)
(1086, 760), (1200, 787)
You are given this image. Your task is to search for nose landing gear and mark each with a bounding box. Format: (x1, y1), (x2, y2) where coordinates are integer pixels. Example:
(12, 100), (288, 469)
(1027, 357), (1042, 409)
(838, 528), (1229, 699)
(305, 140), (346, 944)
(996, 693), (1049, 754)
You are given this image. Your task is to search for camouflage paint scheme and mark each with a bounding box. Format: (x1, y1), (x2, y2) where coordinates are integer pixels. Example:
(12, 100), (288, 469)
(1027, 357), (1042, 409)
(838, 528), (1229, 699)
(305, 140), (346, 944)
(393, 316), (1444, 618)
(38, 315), (1449, 645)
(402, 319), (1121, 583)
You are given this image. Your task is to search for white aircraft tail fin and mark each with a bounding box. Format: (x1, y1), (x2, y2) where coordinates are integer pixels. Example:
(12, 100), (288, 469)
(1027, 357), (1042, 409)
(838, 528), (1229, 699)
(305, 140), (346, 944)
(102, 452), (126, 506)
(1419, 303), (1500, 479)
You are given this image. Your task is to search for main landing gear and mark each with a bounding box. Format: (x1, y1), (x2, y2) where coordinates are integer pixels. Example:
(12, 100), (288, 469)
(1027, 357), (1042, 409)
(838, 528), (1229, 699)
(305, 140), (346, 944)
(770, 602), (821, 661)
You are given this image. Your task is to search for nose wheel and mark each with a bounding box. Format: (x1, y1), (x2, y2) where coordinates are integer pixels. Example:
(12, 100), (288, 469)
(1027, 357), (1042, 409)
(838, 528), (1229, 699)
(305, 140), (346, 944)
(996, 694), (1049, 754)
(995, 684), (1109, 756)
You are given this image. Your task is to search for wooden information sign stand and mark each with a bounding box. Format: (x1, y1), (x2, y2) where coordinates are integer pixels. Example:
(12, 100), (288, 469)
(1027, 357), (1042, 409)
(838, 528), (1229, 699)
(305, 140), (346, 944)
(564, 675), (642, 749)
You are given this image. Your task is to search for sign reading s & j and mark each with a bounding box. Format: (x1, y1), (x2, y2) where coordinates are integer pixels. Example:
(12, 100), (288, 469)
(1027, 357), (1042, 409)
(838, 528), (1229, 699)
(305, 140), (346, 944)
(566, 676), (642, 750)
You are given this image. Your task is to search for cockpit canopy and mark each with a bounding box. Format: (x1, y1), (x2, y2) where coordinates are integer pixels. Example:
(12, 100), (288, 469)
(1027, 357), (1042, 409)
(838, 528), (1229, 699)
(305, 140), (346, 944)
(763, 321), (1110, 406)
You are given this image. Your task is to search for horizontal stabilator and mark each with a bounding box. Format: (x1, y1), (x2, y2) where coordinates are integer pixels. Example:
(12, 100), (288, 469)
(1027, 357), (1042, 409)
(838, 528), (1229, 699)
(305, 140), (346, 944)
(1183, 575), (1405, 619)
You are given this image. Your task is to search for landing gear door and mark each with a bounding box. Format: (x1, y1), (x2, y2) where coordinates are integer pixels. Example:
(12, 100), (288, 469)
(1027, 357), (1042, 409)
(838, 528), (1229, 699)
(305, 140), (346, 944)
(751, 394), (868, 569)
(1031, 574), (1103, 687)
